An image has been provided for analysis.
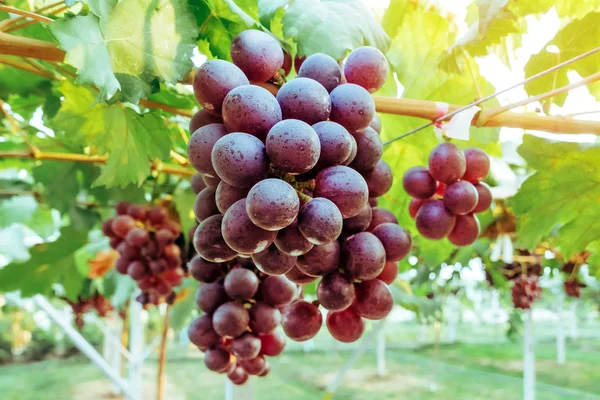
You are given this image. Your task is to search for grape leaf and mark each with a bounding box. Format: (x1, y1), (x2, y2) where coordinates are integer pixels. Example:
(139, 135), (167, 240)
(0, 226), (29, 263)
(258, 0), (291, 27)
(173, 182), (197, 242)
(169, 277), (199, 330)
(524, 12), (600, 107)
(282, 0), (390, 59)
(513, 136), (600, 258)
(510, 0), (600, 19)
(32, 162), (80, 213)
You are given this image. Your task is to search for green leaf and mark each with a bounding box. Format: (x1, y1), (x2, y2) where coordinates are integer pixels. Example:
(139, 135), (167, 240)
(282, 0), (390, 59)
(33, 162), (80, 213)
(50, 0), (198, 103)
(510, 0), (600, 19)
(169, 277), (199, 330)
(173, 182), (196, 242)
(258, 0), (290, 27)
(0, 226), (29, 263)
(524, 12), (600, 107)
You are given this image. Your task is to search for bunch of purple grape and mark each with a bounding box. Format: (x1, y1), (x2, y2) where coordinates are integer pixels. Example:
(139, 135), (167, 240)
(402, 143), (492, 246)
(511, 276), (542, 310)
(186, 28), (412, 383)
(102, 202), (185, 306)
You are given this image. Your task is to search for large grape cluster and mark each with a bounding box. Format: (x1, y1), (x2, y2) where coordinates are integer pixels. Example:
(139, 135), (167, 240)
(511, 276), (542, 310)
(103, 202), (185, 306)
(402, 144), (492, 246)
(187, 29), (411, 384)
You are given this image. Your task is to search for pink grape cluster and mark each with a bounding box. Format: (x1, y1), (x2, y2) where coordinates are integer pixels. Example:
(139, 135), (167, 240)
(511, 276), (542, 310)
(402, 143), (492, 246)
(102, 202), (185, 306)
(186, 29), (412, 384)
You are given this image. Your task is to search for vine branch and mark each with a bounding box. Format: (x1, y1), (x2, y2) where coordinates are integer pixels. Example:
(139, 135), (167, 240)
(0, 5), (53, 24)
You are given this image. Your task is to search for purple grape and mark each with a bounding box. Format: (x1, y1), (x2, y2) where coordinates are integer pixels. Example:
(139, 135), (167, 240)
(362, 159), (393, 197)
(189, 109), (222, 133)
(343, 202), (372, 234)
(282, 301), (322, 341)
(296, 241), (340, 277)
(312, 121), (353, 168)
(314, 165), (369, 218)
(224, 267), (259, 300)
(187, 123), (228, 175)
(194, 187), (219, 222)
(349, 127), (382, 171)
(266, 120), (321, 174)
(448, 214), (480, 246)
(342, 232), (386, 280)
(222, 199), (277, 254)
(111, 215), (136, 238)
(191, 173), (207, 194)
(317, 271), (355, 311)
(125, 227), (149, 247)
(215, 181), (250, 214)
(250, 302), (281, 334)
(252, 244), (297, 275)
(222, 85), (282, 140)
(117, 241), (140, 260)
(189, 255), (223, 283)
(213, 302), (250, 338)
(260, 331), (286, 356)
(188, 314), (222, 348)
(343, 47), (388, 93)
(127, 260), (148, 281)
(276, 78), (331, 124)
(402, 166), (437, 199)
(285, 266), (318, 284)
(282, 50), (292, 76)
(127, 204), (148, 221)
(196, 282), (228, 314)
(115, 201), (130, 215)
(294, 55), (306, 73)
(329, 84), (375, 132)
(211, 132), (270, 188)
(297, 197), (343, 245)
(194, 215), (237, 262)
(415, 199), (456, 239)
(443, 180), (479, 215)
(352, 279), (393, 320)
(473, 182), (493, 213)
(297, 53), (342, 92)
(274, 219), (314, 256)
(261, 275), (297, 306)
(462, 148), (490, 183)
(231, 333), (261, 360)
(371, 222), (411, 262)
(326, 308), (365, 343)
(246, 179), (300, 230)
(204, 347), (232, 372)
(230, 30), (284, 82)
(193, 60), (249, 116)
(367, 208), (398, 231)
(369, 198), (378, 207)
(203, 174), (221, 189)
(239, 355), (266, 375)
(369, 114), (381, 133)
(228, 367), (249, 385)
(428, 143), (466, 184)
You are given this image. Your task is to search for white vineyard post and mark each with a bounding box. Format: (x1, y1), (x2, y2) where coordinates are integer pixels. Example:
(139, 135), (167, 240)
(556, 292), (566, 365)
(128, 299), (145, 400)
(376, 319), (386, 377)
(106, 316), (124, 395)
(303, 339), (315, 352)
(523, 309), (536, 400)
(33, 295), (138, 400)
(446, 295), (458, 344)
(225, 379), (253, 400)
(418, 322), (427, 345)
(568, 301), (579, 339)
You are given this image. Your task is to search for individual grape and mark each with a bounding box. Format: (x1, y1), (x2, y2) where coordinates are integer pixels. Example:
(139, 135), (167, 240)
(155, 229), (175, 246)
(194, 215), (237, 262)
(252, 244), (297, 275)
(342, 232), (386, 280)
(163, 220), (181, 236)
(261, 275), (297, 306)
(239, 355), (267, 375)
(115, 257), (130, 274)
(231, 333), (261, 360)
(274, 219), (314, 256)
(139, 241), (157, 259)
(443, 181), (479, 215)
(213, 302), (250, 338)
(127, 261), (148, 281)
(314, 166), (369, 218)
(317, 271), (355, 311)
(343, 202), (372, 234)
(349, 127), (382, 171)
(187, 123), (228, 176)
(282, 301), (322, 341)
(250, 302), (281, 334)
(189, 109), (223, 133)
(298, 53), (342, 92)
(126, 227), (150, 247)
(326, 308), (365, 343)
(111, 215), (136, 238)
(224, 267), (259, 300)
(102, 218), (115, 237)
(415, 199), (456, 239)
(276, 78), (331, 124)
(194, 187), (219, 222)
(215, 182), (249, 215)
(188, 314), (222, 348)
(367, 208), (398, 231)
(259, 362), (271, 377)
(369, 114), (381, 134)
(228, 367), (249, 385)
(282, 50), (292, 76)
(448, 214), (480, 246)
(428, 143), (466, 184)
(246, 179), (300, 230)
(371, 223), (411, 262)
(117, 241), (140, 259)
(329, 83), (375, 132)
(342, 134), (358, 165)
(362, 159), (393, 197)
(402, 166), (437, 199)
(196, 282), (228, 314)
(222, 85), (282, 140)
(312, 121), (353, 167)
(297, 198), (343, 245)
(191, 174), (208, 196)
(205, 347), (232, 372)
(127, 204), (148, 221)
(285, 266), (318, 284)
(473, 182), (493, 213)
(260, 331), (285, 356)
(462, 148), (490, 183)
(203, 174), (221, 189)
(163, 269), (184, 286)
(116, 201), (131, 215)
(230, 30), (284, 82)
(222, 199), (277, 254)
(376, 261), (398, 284)
(343, 47), (388, 92)
(164, 244), (181, 268)
(212, 133), (270, 189)
(294, 55), (306, 73)
(352, 279), (393, 320)
(296, 241), (339, 277)
(408, 198), (430, 219)
(148, 206), (167, 226)
(155, 280), (172, 296)
(266, 120), (321, 174)
(193, 60), (249, 116)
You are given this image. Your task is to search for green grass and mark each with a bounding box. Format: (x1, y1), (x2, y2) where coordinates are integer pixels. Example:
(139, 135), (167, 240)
(1, 339), (599, 400)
